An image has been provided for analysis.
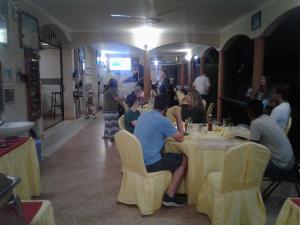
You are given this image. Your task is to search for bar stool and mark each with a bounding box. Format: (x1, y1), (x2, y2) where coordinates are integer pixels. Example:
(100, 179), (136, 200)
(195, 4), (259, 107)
(50, 92), (62, 120)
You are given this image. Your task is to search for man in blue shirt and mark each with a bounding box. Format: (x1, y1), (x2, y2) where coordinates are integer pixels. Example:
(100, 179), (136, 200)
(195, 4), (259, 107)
(134, 95), (187, 207)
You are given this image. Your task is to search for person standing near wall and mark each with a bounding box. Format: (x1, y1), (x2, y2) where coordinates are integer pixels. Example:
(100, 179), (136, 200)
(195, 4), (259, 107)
(192, 71), (211, 103)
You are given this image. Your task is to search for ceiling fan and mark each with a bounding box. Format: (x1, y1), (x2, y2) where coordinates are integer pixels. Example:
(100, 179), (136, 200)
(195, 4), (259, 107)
(111, 0), (183, 24)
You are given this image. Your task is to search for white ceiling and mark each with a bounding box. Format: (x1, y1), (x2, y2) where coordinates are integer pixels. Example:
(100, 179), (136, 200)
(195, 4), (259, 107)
(27, 0), (272, 33)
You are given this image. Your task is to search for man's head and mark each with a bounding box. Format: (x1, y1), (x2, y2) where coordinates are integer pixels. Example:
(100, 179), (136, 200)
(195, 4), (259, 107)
(126, 94), (138, 108)
(154, 95), (169, 114)
(247, 99), (263, 120)
(273, 83), (291, 103)
(160, 70), (167, 79)
(134, 85), (143, 98)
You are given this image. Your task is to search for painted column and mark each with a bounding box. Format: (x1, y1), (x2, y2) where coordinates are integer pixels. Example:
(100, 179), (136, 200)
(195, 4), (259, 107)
(252, 37), (265, 91)
(217, 50), (225, 124)
(200, 56), (206, 75)
(180, 63), (185, 89)
(62, 48), (76, 120)
(188, 61), (192, 89)
(143, 49), (151, 101)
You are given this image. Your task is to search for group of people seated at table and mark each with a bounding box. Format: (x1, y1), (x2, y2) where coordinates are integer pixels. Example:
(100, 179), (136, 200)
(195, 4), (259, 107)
(105, 73), (295, 207)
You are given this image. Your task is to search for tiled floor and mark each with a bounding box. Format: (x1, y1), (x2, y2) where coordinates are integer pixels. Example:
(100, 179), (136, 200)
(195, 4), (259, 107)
(38, 116), (298, 225)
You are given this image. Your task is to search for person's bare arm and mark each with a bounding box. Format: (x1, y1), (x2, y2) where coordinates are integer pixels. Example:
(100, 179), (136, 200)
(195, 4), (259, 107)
(113, 96), (124, 104)
(131, 120), (138, 127)
(172, 107), (184, 142)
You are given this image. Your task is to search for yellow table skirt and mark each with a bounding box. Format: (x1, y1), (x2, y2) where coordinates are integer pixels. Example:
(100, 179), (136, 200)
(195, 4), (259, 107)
(164, 132), (245, 204)
(0, 138), (41, 200)
(276, 198), (300, 225)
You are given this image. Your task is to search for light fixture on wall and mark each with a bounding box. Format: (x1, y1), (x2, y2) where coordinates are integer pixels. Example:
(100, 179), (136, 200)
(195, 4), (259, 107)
(194, 55), (199, 60)
(184, 49), (192, 61)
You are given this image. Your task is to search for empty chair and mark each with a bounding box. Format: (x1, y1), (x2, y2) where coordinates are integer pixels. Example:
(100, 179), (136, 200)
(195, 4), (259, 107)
(196, 142), (271, 225)
(284, 117), (292, 135)
(115, 130), (172, 215)
(118, 115), (126, 130)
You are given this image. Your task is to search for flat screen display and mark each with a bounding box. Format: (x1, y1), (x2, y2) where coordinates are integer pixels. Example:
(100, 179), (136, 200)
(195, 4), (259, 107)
(109, 58), (131, 71)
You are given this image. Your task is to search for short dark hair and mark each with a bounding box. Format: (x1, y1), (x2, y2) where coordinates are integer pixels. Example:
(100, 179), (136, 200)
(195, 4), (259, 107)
(247, 99), (263, 118)
(274, 83), (291, 101)
(126, 94), (137, 107)
(154, 95), (169, 111)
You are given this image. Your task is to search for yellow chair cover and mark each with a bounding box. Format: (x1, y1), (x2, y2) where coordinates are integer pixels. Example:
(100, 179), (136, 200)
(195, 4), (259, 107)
(206, 103), (215, 121)
(118, 115), (126, 130)
(284, 117), (292, 135)
(176, 91), (186, 105)
(120, 101), (128, 112)
(166, 106), (181, 123)
(275, 198), (300, 225)
(115, 130), (172, 215)
(196, 142), (270, 225)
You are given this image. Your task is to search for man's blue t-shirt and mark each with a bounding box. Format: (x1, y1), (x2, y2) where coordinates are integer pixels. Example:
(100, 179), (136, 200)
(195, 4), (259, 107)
(134, 110), (177, 165)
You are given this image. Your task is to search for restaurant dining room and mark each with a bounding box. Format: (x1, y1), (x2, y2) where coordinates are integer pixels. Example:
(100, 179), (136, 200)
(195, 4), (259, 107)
(1, 0), (300, 225)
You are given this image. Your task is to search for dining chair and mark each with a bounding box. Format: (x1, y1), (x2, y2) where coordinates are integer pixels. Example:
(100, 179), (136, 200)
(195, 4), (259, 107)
(263, 149), (300, 200)
(176, 91), (186, 105)
(206, 103), (215, 121)
(118, 115), (126, 130)
(115, 130), (172, 215)
(196, 142), (271, 225)
(166, 106), (181, 123)
(284, 117), (292, 135)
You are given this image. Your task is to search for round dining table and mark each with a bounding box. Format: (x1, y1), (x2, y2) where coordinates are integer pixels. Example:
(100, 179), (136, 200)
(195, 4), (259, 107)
(164, 129), (247, 204)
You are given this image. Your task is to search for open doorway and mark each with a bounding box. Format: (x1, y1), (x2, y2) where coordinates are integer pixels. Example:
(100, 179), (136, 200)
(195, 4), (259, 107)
(39, 35), (64, 130)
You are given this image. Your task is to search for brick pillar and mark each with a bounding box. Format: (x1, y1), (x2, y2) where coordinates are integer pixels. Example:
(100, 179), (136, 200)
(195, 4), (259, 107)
(188, 61), (192, 90)
(217, 50), (225, 124)
(252, 37), (265, 91)
(200, 56), (206, 75)
(180, 63), (185, 89)
(143, 49), (151, 101)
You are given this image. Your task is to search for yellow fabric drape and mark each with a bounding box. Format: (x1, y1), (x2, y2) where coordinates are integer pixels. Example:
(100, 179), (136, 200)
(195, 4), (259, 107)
(118, 115), (126, 130)
(22, 200), (56, 225)
(176, 91), (186, 105)
(164, 132), (245, 204)
(0, 138), (41, 200)
(275, 198), (300, 225)
(196, 142), (270, 225)
(115, 130), (172, 215)
(166, 106), (181, 123)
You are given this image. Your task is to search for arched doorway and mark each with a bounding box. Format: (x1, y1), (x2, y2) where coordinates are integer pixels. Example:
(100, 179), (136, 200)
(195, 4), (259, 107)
(222, 35), (254, 124)
(202, 48), (219, 105)
(263, 9), (300, 152)
(40, 24), (68, 130)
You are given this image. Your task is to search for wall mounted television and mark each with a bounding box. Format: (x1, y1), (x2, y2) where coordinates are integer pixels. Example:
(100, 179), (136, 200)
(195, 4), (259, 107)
(109, 58), (131, 71)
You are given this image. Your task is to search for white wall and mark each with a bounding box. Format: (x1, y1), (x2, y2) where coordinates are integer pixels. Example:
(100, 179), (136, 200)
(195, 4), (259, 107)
(40, 49), (61, 114)
(0, 0), (71, 136)
(40, 49), (61, 79)
(219, 0), (300, 49)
